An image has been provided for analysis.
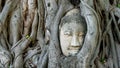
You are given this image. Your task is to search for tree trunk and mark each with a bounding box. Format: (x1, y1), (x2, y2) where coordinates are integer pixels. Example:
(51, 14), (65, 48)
(0, 0), (119, 68)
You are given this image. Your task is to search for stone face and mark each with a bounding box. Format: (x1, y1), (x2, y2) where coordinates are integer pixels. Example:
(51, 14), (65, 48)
(59, 9), (87, 56)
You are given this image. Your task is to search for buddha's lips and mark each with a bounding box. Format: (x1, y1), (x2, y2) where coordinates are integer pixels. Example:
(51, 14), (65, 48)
(67, 47), (80, 50)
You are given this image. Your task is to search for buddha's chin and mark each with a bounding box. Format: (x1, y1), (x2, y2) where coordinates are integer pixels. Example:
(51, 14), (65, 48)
(68, 50), (79, 56)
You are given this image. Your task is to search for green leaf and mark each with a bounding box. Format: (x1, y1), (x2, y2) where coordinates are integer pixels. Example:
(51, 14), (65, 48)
(100, 58), (105, 64)
(25, 35), (30, 39)
(117, 4), (120, 8)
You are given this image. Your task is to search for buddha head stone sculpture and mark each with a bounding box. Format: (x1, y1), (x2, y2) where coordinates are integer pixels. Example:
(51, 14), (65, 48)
(59, 9), (87, 56)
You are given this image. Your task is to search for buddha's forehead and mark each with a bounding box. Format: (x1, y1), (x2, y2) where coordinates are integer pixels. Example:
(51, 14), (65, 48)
(61, 22), (86, 32)
(65, 9), (79, 16)
(60, 9), (87, 33)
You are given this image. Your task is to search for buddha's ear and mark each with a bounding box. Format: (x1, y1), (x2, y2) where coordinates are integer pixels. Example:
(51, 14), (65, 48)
(59, 17), (64, 31)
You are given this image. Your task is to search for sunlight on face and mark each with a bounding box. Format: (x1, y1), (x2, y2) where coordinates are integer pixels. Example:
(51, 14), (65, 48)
(60, 22), (86, 56)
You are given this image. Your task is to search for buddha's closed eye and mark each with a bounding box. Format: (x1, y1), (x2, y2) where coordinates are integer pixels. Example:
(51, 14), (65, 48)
(64, 31), (71, 36)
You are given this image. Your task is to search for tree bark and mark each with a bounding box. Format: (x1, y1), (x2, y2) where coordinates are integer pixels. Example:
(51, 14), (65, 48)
(0, 0), (119, 68)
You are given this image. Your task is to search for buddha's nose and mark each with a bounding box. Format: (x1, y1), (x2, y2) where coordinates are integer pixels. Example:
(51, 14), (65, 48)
(71, 34), (80, 47)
